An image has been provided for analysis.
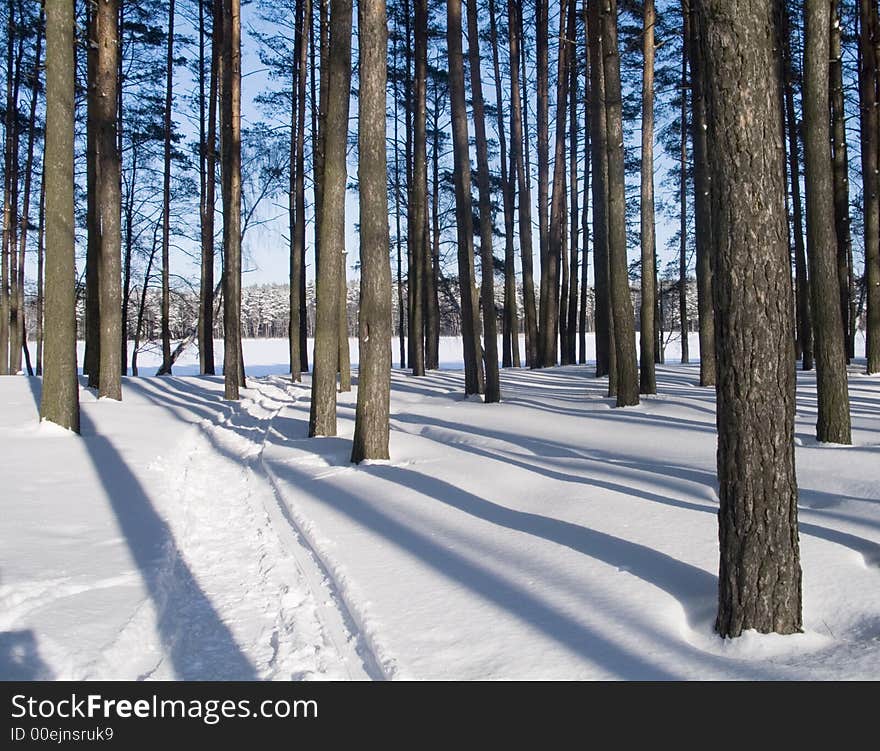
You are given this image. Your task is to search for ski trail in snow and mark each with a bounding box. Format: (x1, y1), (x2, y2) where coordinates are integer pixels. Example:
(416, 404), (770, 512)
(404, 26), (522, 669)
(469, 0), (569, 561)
(244, 377), (384, 681)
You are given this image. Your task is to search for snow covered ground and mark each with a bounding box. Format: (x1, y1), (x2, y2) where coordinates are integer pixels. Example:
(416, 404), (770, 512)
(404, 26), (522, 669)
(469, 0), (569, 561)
(2, 335), (879, 680)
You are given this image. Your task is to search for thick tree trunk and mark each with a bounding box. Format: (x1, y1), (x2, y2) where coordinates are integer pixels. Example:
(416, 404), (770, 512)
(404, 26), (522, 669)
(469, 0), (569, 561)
(536, 0), (551, 368)
(679, 4), (689, 365)
(448, 0), (485, 396)
(861, 0), (880, 373)
(221, 0), (244, 400)
(565, 0), (579, 367)
(601, 0), (639, 407)
(803, 0), (851, 444)
(639, 0), (657, 394)
(41, 0), (79, 433)
(95, 0), (122, 400)
(159, 0), (175, 375)
(696, 0), (802, 638)
(509, 0), (538, 367)
(467, 0), (501, 401)
(309, 0), (352, 434)
(781, 0), (813, 371)
(351, 0), (391, 463)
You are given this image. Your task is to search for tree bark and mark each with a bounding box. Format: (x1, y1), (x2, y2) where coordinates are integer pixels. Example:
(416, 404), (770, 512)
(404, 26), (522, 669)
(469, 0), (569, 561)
(159, 0), (175, 375)
(861, 0), (880, 373)
(536, 0), (551, 367)
(565, 0), (579, 367)
(467, 0), (501, 401)
(221, 0), (244, 400)
(448, 0), (485, 396)
(351, 0), (391, 463)
(509, 0), (538, 368)
(601, 0), (639, 407)
(309, 0), (352, 434)
(639, 0), (657, 394)
(679, 3), (689, 365)
(95, 0), (122, 400)
(200, 0), (219, 375)
(696, 0), (802, 638)
(41, 0), (79, 433)
(803, 0), (851, 444)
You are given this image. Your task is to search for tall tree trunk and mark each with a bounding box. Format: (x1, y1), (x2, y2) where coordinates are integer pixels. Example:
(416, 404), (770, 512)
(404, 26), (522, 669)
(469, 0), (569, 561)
(409, 0), (427, 376)
(543, 0), (569, 369)
(536, 0), (551, 367)
(84, 0), (99, 384)
(588, 0), (611, 380)
(578, 0), (590, 366)
(698, 0), (801, 639)
(448, 0), (485, 395)
(96, 0), (122, 400)
(393, 32), (405, 370)
(601, 0), (639, 407)
(688, 1), (716, 385)
(309, 0), (351, 434)
(41, 0), (79, 433)
(509, 0), (539, 367)
(0, 0), (11, 376)
(861, 0), (880, 373)
(221, 0), (243, 400)
(830, 0), (855, 362)
(489, 0), (519, 369)
(467, 0), (501, 402)
(290, 0), (310, 382)
(679, 3), (689, 365)
(6, 3), (23, 375)
(426, 77), (441, 370)
(351, 0), (391, 463)
(565, 0), (579, 367)
(159, 0), (175, 375)
(781, 0), (813, 371)
(803, 0), (851, 444)
(35, 164), (45, 375)
(200, 0), (218, 375)
(639, 0), (657, 394)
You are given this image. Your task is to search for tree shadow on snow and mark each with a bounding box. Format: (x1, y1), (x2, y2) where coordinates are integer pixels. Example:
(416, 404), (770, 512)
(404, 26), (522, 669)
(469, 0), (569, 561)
(0, 629), (54, 680)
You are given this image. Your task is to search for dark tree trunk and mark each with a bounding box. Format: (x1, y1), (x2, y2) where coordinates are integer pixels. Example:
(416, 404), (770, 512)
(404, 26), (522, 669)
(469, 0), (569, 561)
(578, 0), (589, 366)
(861, 0), (880, 373)
(509, 0), (538, 367)
(159, 0), (176, 375)
(448, 0), (485, 396)
(781, 0), (813, 371)
(426, 77), (441, 370)
(565, 0), (579, 367)
(200, 0), (219, 375)
(639, 0), (657, 394)
(679, 3), (689, 365)
(467, 0), (501, 401)
(536, 0), (551, 368)
(309, 0), (352, 434)
(84, 0), (99, 384)
(696, 0), (802, 638)
(221, 0), (244, 400)
(35, 166), (45, 376)
(803, 0), (851, 444)
(351, 0), (391, 462)
(601, 0), (639, 407)
(41, 0), (79, 433)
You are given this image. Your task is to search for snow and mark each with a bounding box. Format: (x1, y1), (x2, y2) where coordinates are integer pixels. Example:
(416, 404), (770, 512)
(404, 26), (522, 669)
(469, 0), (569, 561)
(2, 335), (879, 680)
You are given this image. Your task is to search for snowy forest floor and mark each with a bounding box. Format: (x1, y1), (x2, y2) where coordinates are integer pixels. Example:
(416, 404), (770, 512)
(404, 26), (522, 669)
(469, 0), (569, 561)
(2, 337), (880, 680)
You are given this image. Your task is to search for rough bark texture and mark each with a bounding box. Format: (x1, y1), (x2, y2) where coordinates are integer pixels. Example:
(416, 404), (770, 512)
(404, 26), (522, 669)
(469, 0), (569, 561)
(536, 0), (550, 367)
(803, 0), (852, 444)
(199, 0), (217, 376)
(639, 0), (656, 394)
(466, 0), (500, 401)
(309, 0), (351, 434)
(351, 0), (391, 463)
(861, 0), (880, 373)
(679, 3), (689, 365)
(221, 0), (243, 401)
(95, 0), (122, 400)
(159, 0), (175, 375)
(448, 0), (484, 395)
(697, 0), (802, 638)
(565, 0), (579, 367)
(410, 0), (428, 377)
(41, 0), (79, 433)
(509, 0), (538, 368)
(601, 0), (639, 407)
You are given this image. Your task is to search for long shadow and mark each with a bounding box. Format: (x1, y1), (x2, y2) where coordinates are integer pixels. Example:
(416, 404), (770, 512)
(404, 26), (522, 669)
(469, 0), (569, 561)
(26, 378), (256, 680)
(393, 413), (880, 569)
(264, 459), (680, 679)
(0, 629), (54, 680)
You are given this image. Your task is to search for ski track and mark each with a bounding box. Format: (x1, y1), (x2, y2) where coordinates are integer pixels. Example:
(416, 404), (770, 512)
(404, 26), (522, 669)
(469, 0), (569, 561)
(141, 376), (376, 680)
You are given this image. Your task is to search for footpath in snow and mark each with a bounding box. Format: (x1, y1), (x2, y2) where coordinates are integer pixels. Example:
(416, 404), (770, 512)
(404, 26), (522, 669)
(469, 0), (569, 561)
(2, 340), (880, 679)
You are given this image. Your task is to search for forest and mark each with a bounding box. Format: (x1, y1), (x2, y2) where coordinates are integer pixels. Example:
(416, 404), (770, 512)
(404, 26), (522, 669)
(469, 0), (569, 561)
(1, 0), (879, 682)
